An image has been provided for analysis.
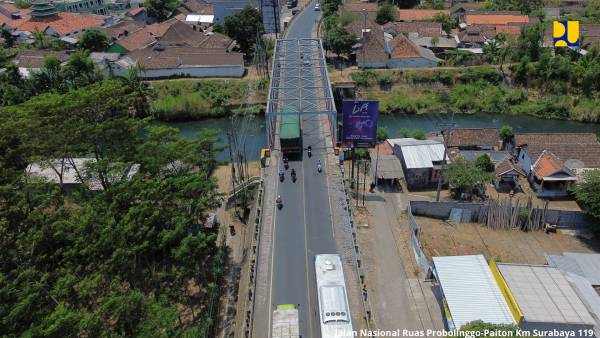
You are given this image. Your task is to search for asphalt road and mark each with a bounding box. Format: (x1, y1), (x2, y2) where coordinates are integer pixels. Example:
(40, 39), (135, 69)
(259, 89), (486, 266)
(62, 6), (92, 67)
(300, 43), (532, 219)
(268, 5), (335, 338)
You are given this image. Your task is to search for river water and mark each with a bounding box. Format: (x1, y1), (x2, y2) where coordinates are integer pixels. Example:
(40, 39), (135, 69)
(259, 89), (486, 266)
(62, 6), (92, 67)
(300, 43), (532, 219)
(156, 112), (600, 161)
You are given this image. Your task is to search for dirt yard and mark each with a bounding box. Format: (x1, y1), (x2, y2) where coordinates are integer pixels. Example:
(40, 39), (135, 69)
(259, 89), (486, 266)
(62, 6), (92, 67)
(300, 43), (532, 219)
(416, 216), (600, 264)
(213, 161), (262, 194)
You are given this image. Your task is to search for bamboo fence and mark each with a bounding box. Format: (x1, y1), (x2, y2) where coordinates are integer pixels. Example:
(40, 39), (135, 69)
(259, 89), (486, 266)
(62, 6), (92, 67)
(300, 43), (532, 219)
(483, 196), (550, 231)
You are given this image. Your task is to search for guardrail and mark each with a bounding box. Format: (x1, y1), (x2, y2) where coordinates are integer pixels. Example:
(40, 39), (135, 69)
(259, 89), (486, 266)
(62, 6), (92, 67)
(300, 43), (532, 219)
(245, 179), (264, 337)
(338, 168), (377, 331)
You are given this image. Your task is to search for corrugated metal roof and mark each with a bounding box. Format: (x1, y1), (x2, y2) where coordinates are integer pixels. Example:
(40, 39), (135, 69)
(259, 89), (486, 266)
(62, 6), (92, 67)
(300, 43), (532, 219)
(564, 253), (600, 286)
(565, 273), (600, 321)
(388, 138), (441, 146)
(497, 264), (596, 325)
(432, 255), (515, 329)
(544, 253), (586, 278)
(368, 154), (404, 179)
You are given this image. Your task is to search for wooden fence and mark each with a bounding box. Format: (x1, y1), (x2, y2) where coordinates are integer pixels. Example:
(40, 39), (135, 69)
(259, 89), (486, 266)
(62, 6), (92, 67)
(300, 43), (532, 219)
(483, 196), (550, 230)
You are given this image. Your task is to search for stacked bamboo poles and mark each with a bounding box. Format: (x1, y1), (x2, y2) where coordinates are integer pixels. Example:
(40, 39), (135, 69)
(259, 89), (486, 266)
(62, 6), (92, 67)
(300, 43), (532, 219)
(483, 196), (550, 230)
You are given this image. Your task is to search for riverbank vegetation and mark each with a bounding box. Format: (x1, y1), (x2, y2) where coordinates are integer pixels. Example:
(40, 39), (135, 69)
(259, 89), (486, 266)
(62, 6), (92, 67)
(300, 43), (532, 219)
(149, 78), (269, 121)
(0, 79), (229, 336)
(349, 44), (600, 122)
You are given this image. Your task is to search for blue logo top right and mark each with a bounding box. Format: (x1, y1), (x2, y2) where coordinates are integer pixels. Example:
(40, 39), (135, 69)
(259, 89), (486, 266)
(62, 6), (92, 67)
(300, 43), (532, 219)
(554, 21), (579, 47)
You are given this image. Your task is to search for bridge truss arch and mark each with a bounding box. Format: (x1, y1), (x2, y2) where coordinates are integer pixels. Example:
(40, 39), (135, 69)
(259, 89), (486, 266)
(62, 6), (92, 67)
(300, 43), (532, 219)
(266, 38), (338, 149)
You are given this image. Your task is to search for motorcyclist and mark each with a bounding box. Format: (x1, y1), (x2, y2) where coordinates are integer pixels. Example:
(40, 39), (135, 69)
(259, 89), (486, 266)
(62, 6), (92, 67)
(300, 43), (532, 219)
(283, 157), (288, 165)
(277, 195), (282, 204)
(279, 169), (284, 177)
(291, 168), (297, 177)
(317, 159), (321, 166)
(308, 145), (312, 152)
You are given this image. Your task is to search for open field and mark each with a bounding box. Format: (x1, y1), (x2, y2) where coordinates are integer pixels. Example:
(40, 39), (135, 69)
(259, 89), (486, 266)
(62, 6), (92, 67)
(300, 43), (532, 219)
(416, 216), (600, 264)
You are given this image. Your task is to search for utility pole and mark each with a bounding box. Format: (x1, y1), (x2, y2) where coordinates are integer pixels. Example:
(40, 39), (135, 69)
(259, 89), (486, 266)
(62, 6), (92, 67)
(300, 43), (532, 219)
(436, 111), (456, 202)
(356, 159), (361, 205)
(362, 8), (367, 70)
(227, 131), (238, 214)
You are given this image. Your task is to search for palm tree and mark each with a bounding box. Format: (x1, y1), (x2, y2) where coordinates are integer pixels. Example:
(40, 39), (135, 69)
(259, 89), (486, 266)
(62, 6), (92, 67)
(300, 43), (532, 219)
(117, 65), (151, 117)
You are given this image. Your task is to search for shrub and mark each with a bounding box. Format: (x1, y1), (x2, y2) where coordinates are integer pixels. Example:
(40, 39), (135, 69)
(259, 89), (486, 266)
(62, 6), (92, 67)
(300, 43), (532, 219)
(151, 93), (211, 121)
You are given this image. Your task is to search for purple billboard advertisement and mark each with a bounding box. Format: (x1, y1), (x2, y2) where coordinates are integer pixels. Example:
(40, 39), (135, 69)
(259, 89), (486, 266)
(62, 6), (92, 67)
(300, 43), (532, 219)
(342, 100), (379, 144)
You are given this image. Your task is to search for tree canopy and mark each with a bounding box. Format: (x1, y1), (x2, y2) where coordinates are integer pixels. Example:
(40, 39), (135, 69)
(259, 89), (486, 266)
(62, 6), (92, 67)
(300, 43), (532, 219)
(375, 3), (396, 24)
(376, 126), (389, 143)
(475, 154), (495, 172)
(571, 169), (600, 222)
(144, 0), (183, 22)
(444, 157), (493, 192)
(78, 29), (110, 52)
(326, 27), (357, 59)
(223, 5), (264, 54)
(0, 79), (228, 336)
(499, 125), (513, 141)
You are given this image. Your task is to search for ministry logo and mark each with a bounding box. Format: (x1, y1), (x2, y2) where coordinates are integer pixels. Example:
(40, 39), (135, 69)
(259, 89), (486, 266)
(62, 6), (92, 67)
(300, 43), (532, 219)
(554, 21), (579, 47)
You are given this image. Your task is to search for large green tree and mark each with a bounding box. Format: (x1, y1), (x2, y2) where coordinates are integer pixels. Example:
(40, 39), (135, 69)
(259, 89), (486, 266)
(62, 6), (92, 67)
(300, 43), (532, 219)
(145, 0), (183, 22)
(432, 12), (455, 36)
(327, 27), (357, 60)
(0, 79), (228, 336)
(223, 4), (264, 54)
(444, 157), (493, 193)
(375, 3), (396, 25)
(571, 169), (600, 221)
(78, 29), (110, 52)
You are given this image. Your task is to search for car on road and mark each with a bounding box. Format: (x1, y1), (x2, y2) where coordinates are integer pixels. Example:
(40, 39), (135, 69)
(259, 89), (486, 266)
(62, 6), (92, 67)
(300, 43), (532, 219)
(314, 3), (320, 10)
(292, 9), (298, 15)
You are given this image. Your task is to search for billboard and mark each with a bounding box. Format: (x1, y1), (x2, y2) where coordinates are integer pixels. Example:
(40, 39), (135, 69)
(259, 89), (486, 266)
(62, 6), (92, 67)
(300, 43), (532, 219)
(341, 100), (379, 146)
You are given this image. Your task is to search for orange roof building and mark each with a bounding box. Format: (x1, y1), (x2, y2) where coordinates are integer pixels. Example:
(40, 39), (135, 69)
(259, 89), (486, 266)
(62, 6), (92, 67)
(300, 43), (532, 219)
(399, 9), (450, 22)
(6, 12), (104, 37)
(465, 14), (529, 25)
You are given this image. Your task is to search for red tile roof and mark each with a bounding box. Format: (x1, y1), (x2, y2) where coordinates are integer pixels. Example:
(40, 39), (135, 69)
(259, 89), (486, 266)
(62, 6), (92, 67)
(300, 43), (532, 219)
(98, 20), (145, 39)
(13, 13), (105, 36)
(115, 27), (155, 52)
(357, 30), (388, 63)
(146, 21), (172, 37)
(179, 53), (242, 66)
(442, 128), (499, 148)
(495, 157), (526, 177)
(382, 21), (442, 37)
(345, 18), (379, 38)
(174, 13), (186, 20)
(496, 25), (521, 35)
(0, 3), (19, 13)
(368, 140), (394, 155)
(345, 2), (379, 12)
(465, 14), (529, 25)
(127, 8), (144, 16)
(14, 50), (67, 68)
(532, 150), (572, 179)
(514, 133), (600, 169)
(159, 20), (204, 46)
(399, 9), (449, 22)
(137, 56), (180, 69)
(198, 31), (233, 48)
(389, 34), (420, 59)
(0, 12), (13, 25)
(20, 8), (32, 15)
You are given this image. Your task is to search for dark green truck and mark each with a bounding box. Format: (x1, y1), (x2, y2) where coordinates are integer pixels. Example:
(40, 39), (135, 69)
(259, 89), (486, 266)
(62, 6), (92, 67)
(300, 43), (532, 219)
(280, 113), (301, 154)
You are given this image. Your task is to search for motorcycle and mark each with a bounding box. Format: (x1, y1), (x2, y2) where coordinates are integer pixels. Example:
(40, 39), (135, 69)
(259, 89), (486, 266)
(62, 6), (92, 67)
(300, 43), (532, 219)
(284, 163), (289, 170)
(277, 202), (283, 210)
(291, 171), (297, 182)
(279, 172), (284, 182)
(317, 163), (322, 172)
(307, 148), (312, 158)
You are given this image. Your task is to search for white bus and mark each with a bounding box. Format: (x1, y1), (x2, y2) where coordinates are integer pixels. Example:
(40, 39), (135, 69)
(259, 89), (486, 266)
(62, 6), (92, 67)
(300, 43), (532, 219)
(314, 254), (354, 338)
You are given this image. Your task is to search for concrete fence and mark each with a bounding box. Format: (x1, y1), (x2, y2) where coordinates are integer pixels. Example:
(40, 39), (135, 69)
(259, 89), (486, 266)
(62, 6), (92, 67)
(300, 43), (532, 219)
(409, 201), (592, 229)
